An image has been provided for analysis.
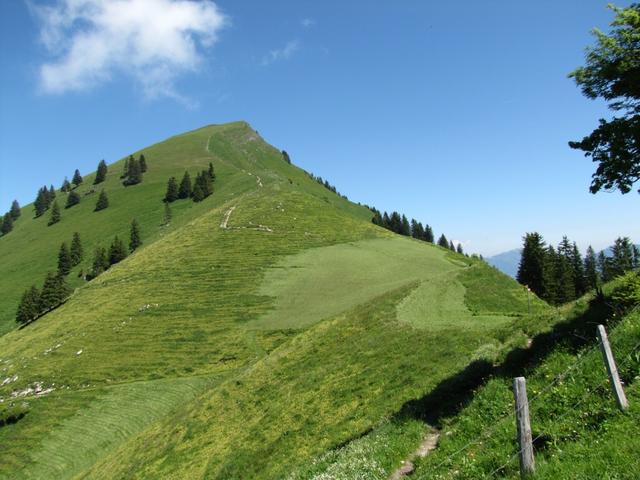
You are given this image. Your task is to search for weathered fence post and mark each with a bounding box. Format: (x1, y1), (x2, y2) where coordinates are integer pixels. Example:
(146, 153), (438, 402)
(513, 377), (535, 478)
(597, 324), (629, 412)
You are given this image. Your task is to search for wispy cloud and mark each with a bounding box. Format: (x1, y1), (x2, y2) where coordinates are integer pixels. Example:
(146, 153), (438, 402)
(261, 40), (300, 66)
(301, 18), (315, 28)
(31, 0), (228, 102)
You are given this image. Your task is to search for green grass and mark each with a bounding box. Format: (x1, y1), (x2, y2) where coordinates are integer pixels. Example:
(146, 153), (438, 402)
(0, 121), (556, 479)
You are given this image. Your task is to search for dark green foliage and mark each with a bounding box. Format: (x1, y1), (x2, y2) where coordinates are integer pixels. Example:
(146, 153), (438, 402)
(610, 271), (640, 309)
(448, 240), (455, 251)
(57, 242), (72, 276)
(424, 225), (434, 243)
(139, 154), (147, 173)
(610, 236), (636, 277)
(129, 219), (142, 252)
(164, 177), (179, 202)
(178, 171), (192, 199)
(208, 162), (216, 180)
(456, 243), (464, 255)
(94, 160), (108, 184)
(9, 200), (21, 220)
(192, 170), (213, 202)
(123, 157), (142, 186)
(1, 213), (13, 235)
(437, 234), (449, 248)
(48, 201), (61, 226)
(48, 185), (56, 200)
(191, 183), (205, 202)
(400, 215), (411, 236)
(65, 191), (81, 209)
(517, 232), (547, 298)
(72, 169), (83, 187)
(91, 247), (110, 277)
(121, 156), (131, 179)
(411, 219), (424, 240)
(61, 178), (71, 192)
(16, 285), (40, 324)
(70, 232), (83, 266)
(282, 150), (291, 164)
(598, 250), (611, 282)
(571, 242), (586, 296)
(34, 186), (53, 217)
(39, 272), (70, 312)
(163, 201), (172, 226)
(95, 190), (109, 211)
(584, 246), (599, 290)
(569, 4), (640, 194)
(108, 236), (127, 265)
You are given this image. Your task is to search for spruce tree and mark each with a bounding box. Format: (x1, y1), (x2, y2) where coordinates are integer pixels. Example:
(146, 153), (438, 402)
(424, 225), (434, 243)
(58, 242), (72, 276)
(633, 245), (640, 269)
(437, 234), (449, 248)
(10, 200), (21, 220)
(598, 250), (611, 282)
(95, 190), (109, 211)
(72, 169), (83, 187)
(65, 191), (81, 209)
(121, 156), (131, 179)
(610, 237), (635, 277)
(139, 154), (147, 173)
(163, 201), (172, 226)
(123, 158), (142, 186)
(571, 242), (586, 297)
(165, 177), (179, 202)
(192, 182), (206, 202)
(108, 236), (127, 265)
(516, 232), (547, 298)
(40, 272), (70, 312)
(584, 246), (599, 290)
(61, 177), (71, 192)
(1, 213), (13, 235)
(457, 243), (464, 255)
(48, 200), (61, 226)
(282, 150), (291, 164)
(34, 186), (49, 217)
(178, 171), (192, 199)
(16, 285), (41, 324)
(129, 219), (142, 252)
(94, 160), (108, 184)
(382, 212), (391, 230)
(542, 246), (559, 304)
(49, 185), (56, 200)
(449, 240), (456, 251)
(400, 215), (411, 236)
(389, 212), (402, 234)
(70, 232), (83, 266)
(208, 162), (216, 180)
(91, 247), (110, 277)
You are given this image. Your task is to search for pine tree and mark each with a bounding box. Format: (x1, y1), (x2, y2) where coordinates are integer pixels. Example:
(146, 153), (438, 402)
(208, 162), (216, 180)
(584, 246), (599, 290)
(178, 171), (192, 199)
(457, 243), (464, 255)
(598, 250), (611, 282)
(164, 177), (179, 202)
(70, 232), (83, 266)
(123, 158), (142, 186)
(34, 186), (49, 217)
(633, 245), (640, 269)
(48, 200), (61, 226)
(382, 212), (391, 230)
(139, 154), (147, 173)
(424, 225), (434, 243)
(163, 201), (172, 226)
(389, 212), (402, 234)
(49, 185), (56, 200)
(72, 169), (83, 187)
(400, 215), (411, 236)
(65, 191), (81, 209)
(40, 272), (70, 312)
(411, 220), (423, 239)
(282, 150), (291, 164)
(108, 236), (127, 265)
(10, 200), (21, 220)
(571, 242), (586, 297)
(542, 246), (559, 304)
(437, 234), (449, 248)
(95, 190), (109, 211)
(192, 182), (206, 202)
(192, 170), (213, 202)
(58, 242), (72, 276)
(91, 247), (110, 277)
(16, 285), (41, 324)
(1, 213), (13, 235)
(94, 159), (108, 184)
(449, 240), (456, 251)
(129, 219), (142, 252)
(516, 232), (547, 298)
(61, 177), (71, 192)
(121, 156), (131, 179)
(610, 237), (635, 277)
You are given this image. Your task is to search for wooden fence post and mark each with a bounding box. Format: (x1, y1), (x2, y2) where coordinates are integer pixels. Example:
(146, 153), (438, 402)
(597, 325), (629, 412)
(513, 377), (535, 478)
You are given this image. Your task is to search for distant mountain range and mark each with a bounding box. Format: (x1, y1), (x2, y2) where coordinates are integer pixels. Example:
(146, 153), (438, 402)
(487, 244), (639, 278)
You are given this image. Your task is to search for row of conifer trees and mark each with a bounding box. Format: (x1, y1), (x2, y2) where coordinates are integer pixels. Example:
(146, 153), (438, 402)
(517, 233), (639, 305)
(164, 163), (215, 203)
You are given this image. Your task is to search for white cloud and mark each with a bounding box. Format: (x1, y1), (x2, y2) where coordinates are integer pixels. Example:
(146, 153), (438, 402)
(32, 0), (227, 101)
(301, 18), (315, 28)
(261, 40), (299, 66)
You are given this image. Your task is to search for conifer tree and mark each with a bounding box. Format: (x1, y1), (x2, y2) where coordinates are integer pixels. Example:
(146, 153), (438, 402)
(371, 208), (383, 226)
(61, 177), (71, 192)
(192, 182), (206, 202)
(65, 191), (81, 208)
(70, 232), (83, 266)
(382, 212), (391, 230)
(48, 200), (61, 226)
(91, 247), (110, 277)
(208, 162), (216, 180)
(94, 160), (108, 184)
(449, 240), (456, 251)
(121, 156), (131, 179)
(437, 234), (449, 248)
(10, 200), (21, 220)
(178, 171), (192, 199)
(40, 272), (70, 312)
(571, 242), (586, 297)
(108, 236), (127, 265)
(1, 213), (13, 235)
(72, 169), (83, 186)
(16, 285), (40, 324)
(633, 245), (640, 269)
(598, 250), (611, 282)
(95, 190), (109, 211)
(400, 215), (411, 236)
(164, 177), (179, 203)
(542, 246), (559, 304)
(34, 186), (50, 217)
(610, 237), (635, 277)
(424, 225), (434, 243)
(123, 158), (142, 186)
(282, 150), (291, 164)
(517, 233), (547, 298)
(49, 185), (56, 200)
(457, 243), (464, 255)
(139, 154), (147, 173)
(411, 220), (423, 239)
(584, 246), (599, 290)
(129, 219), (142, 252)
(163, 201), (172, 226)
(389, 212), (402, 234)
(58, 242), (72, 276)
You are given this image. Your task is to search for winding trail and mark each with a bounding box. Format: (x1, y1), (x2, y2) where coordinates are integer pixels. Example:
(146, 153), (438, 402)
(220, 206), (236, 229)
(389, 431), (440, 480)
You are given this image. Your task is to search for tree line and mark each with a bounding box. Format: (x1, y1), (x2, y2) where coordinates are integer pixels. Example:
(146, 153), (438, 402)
(517, 233), (639, 305)
(164, 163), (216, 204)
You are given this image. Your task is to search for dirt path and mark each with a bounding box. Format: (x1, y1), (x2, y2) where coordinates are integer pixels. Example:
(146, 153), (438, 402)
(220, 206), (236, 229)
(389, 431), (440, 480)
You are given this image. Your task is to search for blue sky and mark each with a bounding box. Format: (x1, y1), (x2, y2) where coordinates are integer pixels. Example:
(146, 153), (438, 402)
(1, 0), (638, 255)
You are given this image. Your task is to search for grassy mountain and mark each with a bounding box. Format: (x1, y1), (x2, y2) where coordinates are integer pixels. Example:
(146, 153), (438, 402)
(1, 122), (553, 479)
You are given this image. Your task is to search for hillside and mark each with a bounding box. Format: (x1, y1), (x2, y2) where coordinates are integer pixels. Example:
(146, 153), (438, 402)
(1, 122), (552, 479)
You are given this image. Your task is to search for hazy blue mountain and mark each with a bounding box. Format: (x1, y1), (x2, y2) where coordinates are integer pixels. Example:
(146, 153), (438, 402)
(486, 249), (522, 278)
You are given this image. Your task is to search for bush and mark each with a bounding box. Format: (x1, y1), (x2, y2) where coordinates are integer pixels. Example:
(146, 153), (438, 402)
(610, 271), (640, 312)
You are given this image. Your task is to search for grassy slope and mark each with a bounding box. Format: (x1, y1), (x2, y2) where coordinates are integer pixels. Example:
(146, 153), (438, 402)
(0, 122), (551, 479)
